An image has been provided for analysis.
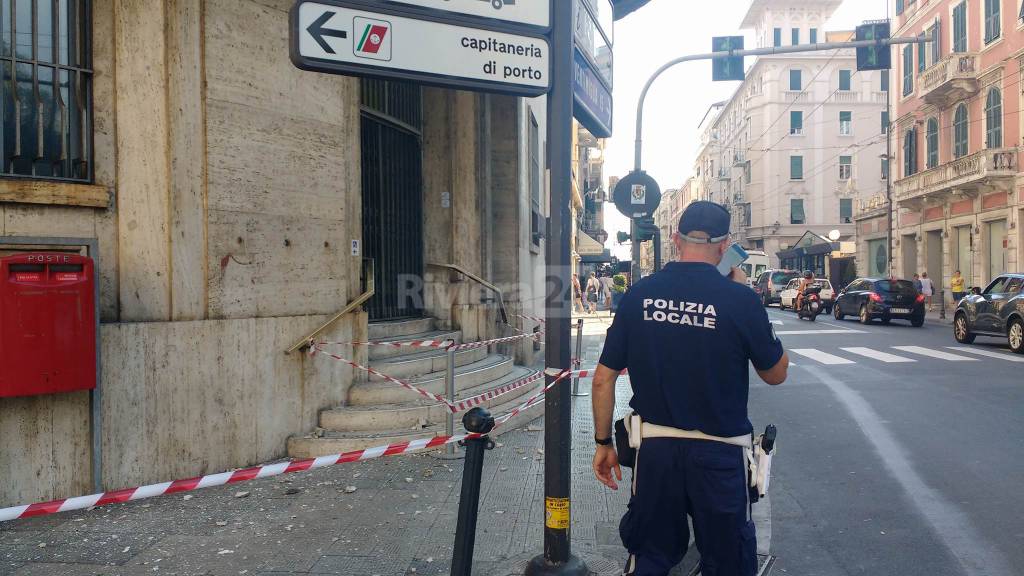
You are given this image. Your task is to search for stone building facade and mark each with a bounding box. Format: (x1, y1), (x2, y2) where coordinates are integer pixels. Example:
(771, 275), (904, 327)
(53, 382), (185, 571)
(0, 1), (548, 507)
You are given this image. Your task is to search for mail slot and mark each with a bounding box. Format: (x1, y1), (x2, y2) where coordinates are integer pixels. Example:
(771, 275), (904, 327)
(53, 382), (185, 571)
(0, 253), (96, 397)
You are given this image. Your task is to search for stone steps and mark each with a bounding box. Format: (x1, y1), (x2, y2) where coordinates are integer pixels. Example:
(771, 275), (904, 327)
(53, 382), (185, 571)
(286, 377), (545, 457)
(348, 354), (514, 406)
(368, 346), (488, 381)
(317, 366), (540, 432)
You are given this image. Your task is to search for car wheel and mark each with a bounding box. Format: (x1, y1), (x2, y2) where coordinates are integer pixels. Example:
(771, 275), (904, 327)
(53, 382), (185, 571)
(953, 313), (975, 344)
(859, 304), (871, 324)
(1008, 318), (1024, 354)
(911, 315), (925, 328)
(834, 303), (844, 320)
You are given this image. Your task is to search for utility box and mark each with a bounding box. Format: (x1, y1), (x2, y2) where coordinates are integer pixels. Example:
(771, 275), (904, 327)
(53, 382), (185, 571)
(0, 253), (96, 397)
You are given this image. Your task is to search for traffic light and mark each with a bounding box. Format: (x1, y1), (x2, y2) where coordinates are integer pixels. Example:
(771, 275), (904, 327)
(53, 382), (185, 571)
(856, 21), (891, 71)
(617, 231), (631, 244)
(712, 36), (745, 82)
(635, 217), (658, 242)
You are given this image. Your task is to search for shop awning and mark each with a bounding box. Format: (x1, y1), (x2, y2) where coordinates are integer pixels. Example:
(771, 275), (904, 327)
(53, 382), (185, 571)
(576, 231), (606, 256)
(582, 250), (616, 264)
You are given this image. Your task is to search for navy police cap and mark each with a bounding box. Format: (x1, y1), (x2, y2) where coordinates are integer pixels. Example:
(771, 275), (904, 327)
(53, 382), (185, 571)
(678, 201), (730, 244)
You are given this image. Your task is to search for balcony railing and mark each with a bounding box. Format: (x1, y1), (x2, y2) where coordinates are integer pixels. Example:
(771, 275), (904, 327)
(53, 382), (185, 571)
(919, 53), (979, 107)
(894, 147), (1017, 202)
(783, 90), (809, 103)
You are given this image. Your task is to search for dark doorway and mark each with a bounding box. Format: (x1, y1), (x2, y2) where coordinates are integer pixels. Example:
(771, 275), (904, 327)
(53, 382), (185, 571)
(361, 80), (424, 321)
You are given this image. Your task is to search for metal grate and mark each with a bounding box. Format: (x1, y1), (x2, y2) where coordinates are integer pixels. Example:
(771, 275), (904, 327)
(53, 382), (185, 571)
(360, 80), (423, 321)
(1, 0), (91, 181)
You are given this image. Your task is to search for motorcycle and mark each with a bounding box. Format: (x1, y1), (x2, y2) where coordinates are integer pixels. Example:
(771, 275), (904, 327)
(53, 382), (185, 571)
(797, 283), (823, 321)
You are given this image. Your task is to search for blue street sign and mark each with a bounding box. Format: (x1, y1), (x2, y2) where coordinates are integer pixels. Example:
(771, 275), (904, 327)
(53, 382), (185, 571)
(573, 47), (613, 138)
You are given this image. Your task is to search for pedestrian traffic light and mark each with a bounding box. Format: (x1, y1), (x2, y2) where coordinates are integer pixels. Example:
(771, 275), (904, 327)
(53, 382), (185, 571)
(617, 231), (631, 244)
(712, 36), (745, 82)
(635, 217), (658, 242)
(856, 21), (891, 71)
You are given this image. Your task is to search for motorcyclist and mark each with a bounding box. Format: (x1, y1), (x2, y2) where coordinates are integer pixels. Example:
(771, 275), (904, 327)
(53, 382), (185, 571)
(795, 270), (814, 311)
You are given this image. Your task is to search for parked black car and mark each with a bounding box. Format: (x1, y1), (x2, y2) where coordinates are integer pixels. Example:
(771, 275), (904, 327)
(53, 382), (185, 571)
(953, 274), (1024, 354)
(833, 277), (926, 327)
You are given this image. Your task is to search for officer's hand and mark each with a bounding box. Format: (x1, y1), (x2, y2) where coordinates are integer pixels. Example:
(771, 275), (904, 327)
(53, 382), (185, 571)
(593, 445), (622, 490)
(728, 266), (748, 285)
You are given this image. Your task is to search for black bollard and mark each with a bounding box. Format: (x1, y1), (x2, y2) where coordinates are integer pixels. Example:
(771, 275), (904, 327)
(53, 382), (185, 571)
(450, 407), (496, 576)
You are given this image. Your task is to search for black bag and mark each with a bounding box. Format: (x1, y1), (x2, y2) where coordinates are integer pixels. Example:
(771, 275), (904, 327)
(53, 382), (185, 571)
(614, 418), (635, 468)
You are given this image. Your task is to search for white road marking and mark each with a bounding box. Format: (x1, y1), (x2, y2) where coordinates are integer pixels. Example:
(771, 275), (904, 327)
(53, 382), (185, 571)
(790, 348), (856, 365)
(892, 346), (979, 362)
(947, 346), (1024, 362)
(775, 329), (866, 335)
(770, 320), (784, 325)
(806, 366), (1013, 576)
(840, 347), (916, 363)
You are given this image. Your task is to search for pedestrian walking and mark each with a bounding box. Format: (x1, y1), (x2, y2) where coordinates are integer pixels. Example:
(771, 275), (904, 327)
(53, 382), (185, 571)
(600, 273), (615, 313)
(585, 272), (601, 314)
(590, 201), (789, 576)
(920, 272), (934, 311)
(951, 270), (967, 303)
(572, 273), (585, 315)
(913, 273), (922, 293)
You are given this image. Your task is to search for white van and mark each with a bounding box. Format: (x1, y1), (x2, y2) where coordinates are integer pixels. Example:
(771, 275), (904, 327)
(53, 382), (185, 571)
(741, 250), (769, 287)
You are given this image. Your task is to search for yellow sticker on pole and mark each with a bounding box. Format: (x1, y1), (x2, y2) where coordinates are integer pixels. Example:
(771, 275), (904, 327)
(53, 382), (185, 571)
(545, 497), (570, 530)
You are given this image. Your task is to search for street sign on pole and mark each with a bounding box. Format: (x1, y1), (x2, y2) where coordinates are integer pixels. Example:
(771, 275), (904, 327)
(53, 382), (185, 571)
(379, 0), (551, 29)
(613, 170), (661, 219)
(712, 36), (744, 81)
(856, 21), (891, 71)
(291, 1), (552, 96)
(573, 47), (613, 138)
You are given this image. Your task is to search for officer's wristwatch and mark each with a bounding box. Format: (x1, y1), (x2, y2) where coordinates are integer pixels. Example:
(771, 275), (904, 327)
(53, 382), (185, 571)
(595, 436), (613, 446)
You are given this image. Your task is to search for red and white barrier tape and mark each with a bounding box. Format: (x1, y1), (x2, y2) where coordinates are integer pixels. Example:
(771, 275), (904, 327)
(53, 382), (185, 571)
(519, 314), (546, 324)
(313, 338), (455, 349)
(310, 344), (545, 414)
(0, 369), (576, 523)
(447, 332), (539, 351)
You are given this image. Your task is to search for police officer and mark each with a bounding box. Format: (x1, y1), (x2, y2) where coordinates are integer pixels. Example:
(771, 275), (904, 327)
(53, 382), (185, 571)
(590, 201), (789, 576)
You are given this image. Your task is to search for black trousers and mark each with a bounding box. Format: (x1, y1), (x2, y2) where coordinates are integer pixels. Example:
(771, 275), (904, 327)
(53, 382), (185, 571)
(620, 438), (757, 576)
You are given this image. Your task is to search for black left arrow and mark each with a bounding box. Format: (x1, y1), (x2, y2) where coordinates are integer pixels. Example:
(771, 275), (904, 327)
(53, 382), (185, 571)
(307, 11), (347, 54)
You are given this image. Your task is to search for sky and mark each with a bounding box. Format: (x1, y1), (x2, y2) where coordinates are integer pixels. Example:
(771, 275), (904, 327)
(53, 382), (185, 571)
(602, 0), (889, 258)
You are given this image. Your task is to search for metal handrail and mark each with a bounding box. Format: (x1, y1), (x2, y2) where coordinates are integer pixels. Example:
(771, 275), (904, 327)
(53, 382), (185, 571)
(427, 262), (509, 325)
(285, 259), (375, 354)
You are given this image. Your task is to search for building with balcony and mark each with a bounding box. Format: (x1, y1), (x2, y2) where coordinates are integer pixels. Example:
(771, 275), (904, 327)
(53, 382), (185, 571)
(691, 0), (888, 267)
(890, 0), (1023, 298)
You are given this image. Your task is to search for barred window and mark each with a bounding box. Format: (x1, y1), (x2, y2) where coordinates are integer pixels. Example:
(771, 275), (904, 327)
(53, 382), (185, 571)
(2, 0), (92, 181)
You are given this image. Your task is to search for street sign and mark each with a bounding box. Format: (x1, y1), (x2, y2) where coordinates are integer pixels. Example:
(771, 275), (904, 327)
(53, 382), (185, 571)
(573, 47), (613, 138)
(291, 1), (552, 97)
(613, 170), (661, 219)
(856, 21), (891, 71)
(574, 0), (612, 86)
(712, 36), (744, 82)
(379, 0), (550, 29)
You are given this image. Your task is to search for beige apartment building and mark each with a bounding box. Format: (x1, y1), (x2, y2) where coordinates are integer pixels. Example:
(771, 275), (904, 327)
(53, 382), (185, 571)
(694, 0), (887, 276)
(860, 0), (1023, 298)
(0, 1), (550, 508)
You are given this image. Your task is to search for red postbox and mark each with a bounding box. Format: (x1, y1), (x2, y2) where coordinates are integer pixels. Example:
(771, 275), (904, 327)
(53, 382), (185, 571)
(0, 253), (96, 397)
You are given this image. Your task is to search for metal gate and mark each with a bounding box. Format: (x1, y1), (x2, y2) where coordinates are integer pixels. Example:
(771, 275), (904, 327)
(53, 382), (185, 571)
(361, 80), (424, 321)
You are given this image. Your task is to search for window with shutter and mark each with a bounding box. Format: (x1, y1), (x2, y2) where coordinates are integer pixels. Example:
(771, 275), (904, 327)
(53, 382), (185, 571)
(839, 70), (851, 91)
(790, 156), (803, 180)
(790, 69), (802, 90)
(840, 111), (852, 136)
(792, 28), (800, 45)
(774, 28), (782, 47)
(904, 129), (918, 176)
(918, 33), (927, 72)
(953, 3), (967, 53)
(926, 118), (939, 169)
(930, 19), (941, 64)
(882, 111), (889, 134)
(985, 0), (1001, 44)
(840, 199), (853, 223)
(839, 156), (852, 181)
(903, 46), (914, 95)
(790, 111), (803, 134)
(954, 104), (968, 158)
(986, 89), (1003, 148)
(810, 28), (818, 44)
(791, 199), (805, 225)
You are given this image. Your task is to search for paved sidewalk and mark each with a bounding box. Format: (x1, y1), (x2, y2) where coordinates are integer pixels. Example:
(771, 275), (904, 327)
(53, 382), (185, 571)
(0, 317), (644, 576)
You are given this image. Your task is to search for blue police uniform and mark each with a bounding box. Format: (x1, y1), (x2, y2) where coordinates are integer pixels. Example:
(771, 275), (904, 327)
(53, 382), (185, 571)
(599, 261), (783, 576)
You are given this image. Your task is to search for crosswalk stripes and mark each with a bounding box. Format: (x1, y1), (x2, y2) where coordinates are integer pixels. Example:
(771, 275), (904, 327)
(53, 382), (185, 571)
(790, 349), (856, 365)
(840, 347), (915, 363)
(891, 346), (979, 362)
(947, 346), (1024, 362)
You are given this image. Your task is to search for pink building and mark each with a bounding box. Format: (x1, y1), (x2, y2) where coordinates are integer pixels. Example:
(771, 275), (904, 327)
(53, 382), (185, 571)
(884, 0), (1023, 296)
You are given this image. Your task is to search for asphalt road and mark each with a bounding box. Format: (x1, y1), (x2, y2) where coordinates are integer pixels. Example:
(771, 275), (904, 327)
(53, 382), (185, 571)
(752, 306), (1024, 576)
